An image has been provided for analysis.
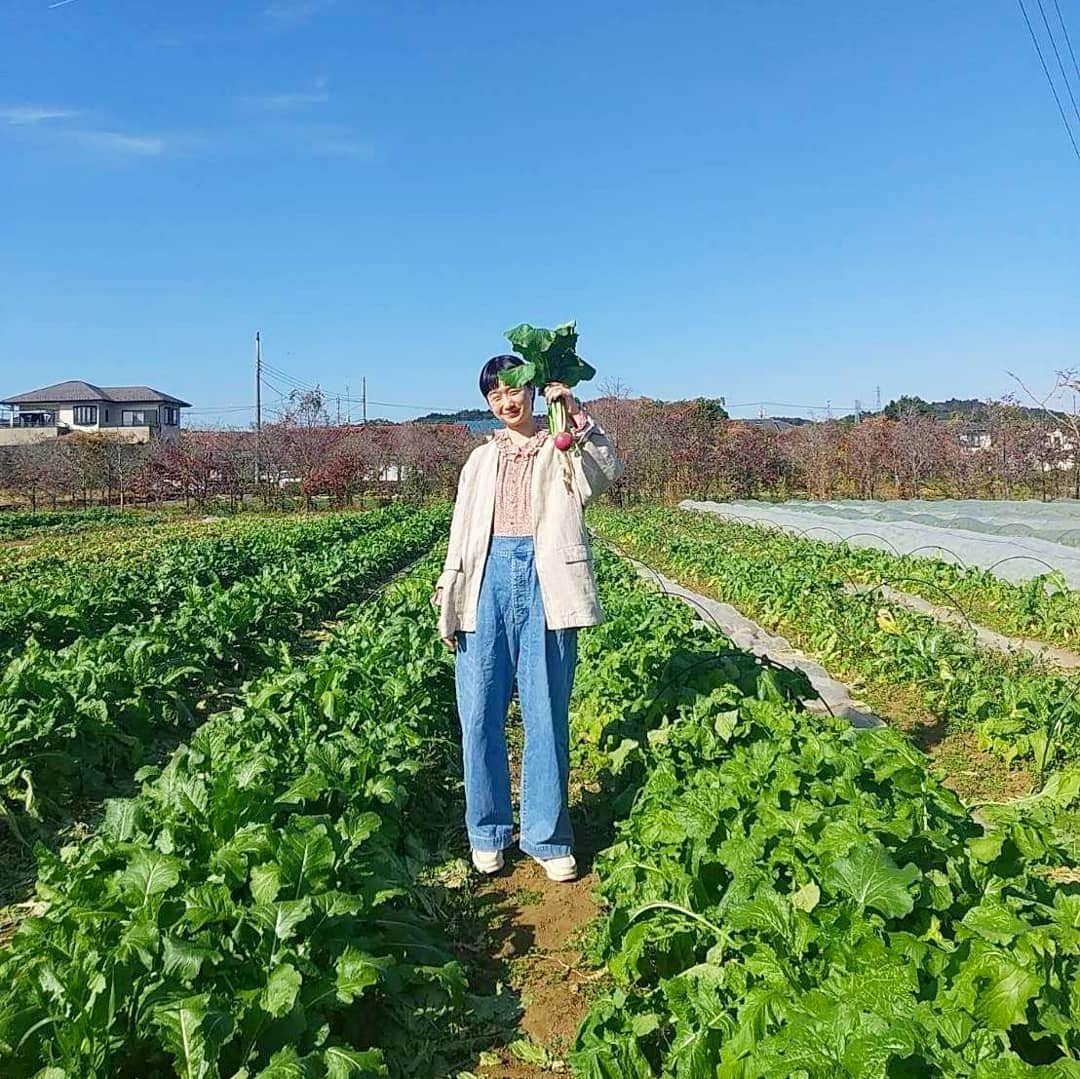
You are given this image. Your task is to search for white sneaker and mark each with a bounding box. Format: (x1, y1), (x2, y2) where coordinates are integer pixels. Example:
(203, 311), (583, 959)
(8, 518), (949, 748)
(471, 849), (505, 874)
(530, 853), (577, 882)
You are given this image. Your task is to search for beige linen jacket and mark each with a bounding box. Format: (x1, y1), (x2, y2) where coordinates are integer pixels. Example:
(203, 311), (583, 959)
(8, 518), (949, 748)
(437, 422), (624, 638)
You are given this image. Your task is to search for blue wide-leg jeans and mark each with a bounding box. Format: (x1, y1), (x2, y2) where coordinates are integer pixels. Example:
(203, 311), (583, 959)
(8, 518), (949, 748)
(455, 536), (577, 859)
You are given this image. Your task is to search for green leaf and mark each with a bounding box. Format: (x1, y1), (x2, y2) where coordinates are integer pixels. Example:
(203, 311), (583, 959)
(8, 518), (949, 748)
(977, 954), (1042, 1030)
(263, 962), (302, 1018)
(822, 842), (921, 919)
(101, 798), (143, 841)
(503, 320), (596, 388)
(254, 1046), (316, 1078)
(163, 936), (215, 985)
(324, 1044), (387, 1078)
(960, 899), (1031, 945)
(117, 848), (181, 908)
(250, 862), (282, 905)
(509, 1039), (553, 1066)
(791, 881), (820, 913)
(335, 947), (385, 1003)
(252, 898), (313, 942)
(277, 820), (336, 896)
(152, 994), (231, 1079)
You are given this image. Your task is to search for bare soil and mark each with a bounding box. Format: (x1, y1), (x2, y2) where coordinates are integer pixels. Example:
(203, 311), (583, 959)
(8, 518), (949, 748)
(473, 852), (600, 1076)
(464, 714), (611, 1077)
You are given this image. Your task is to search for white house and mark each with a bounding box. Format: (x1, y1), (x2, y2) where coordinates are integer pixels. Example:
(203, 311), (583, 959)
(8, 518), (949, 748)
(0, 381), (191, 446)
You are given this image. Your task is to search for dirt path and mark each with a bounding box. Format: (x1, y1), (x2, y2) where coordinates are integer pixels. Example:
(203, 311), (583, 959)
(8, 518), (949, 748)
(473, 852), (598, 1076)
(465, 717), (611, 1077)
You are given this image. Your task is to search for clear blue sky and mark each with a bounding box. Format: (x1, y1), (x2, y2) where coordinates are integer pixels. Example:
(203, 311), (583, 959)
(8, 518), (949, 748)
(2, 0), (1078, 425)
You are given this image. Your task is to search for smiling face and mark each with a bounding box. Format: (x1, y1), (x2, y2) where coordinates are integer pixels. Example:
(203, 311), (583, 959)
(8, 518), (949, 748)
(486, 381), (535, 433)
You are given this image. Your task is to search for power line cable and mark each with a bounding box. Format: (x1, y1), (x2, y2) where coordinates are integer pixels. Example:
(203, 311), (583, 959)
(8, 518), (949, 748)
(262, 359), (458, 414)
(1017, 0), (1080, 161)
(1052, 0), (1080, 87)
(1036, 0), (1080, 124)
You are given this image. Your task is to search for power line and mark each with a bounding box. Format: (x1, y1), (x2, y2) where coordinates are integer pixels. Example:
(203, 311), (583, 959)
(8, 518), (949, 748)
(1053, 0), (1080, 88)
(261, 359), (457, 414)
(726, 400), (832, 412)
(1036, 0), (1080, 125)
(1017, 0), (1080, 161)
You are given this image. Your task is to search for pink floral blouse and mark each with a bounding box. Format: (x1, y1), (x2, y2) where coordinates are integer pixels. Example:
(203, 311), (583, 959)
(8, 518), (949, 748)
(492, 428), (547, 536)
(491, 412), (593, 536)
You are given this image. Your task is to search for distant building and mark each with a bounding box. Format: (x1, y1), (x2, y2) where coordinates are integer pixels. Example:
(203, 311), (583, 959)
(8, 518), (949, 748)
(958, 430), (992, 454)
(0, 381), (191, 446)
(732, 417), (801, 433)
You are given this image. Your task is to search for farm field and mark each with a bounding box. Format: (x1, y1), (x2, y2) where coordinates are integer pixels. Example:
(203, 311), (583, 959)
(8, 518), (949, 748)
(684, 499), (1080, 589)
(1, 506), (1078, 1076)
(593, 506), (1080, 792)
(0, 506), (158, 541)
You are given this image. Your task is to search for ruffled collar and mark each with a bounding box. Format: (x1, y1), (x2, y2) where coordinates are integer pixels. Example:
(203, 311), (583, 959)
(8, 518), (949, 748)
(494, 427), (548, 459)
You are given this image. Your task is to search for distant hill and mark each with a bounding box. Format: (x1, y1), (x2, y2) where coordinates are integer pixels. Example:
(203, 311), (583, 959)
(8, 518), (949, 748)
(412, 407), (491, 424)
(842, 397), (1049, 424)
(412, 409), (544, 435)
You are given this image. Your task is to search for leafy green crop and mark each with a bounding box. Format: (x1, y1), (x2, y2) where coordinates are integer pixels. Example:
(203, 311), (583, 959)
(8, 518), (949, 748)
(570, 549), (1080, 1078)
(0, 504), (415, 659)
(0, 506), (449, 826)
(591, 506), (1080, 774)
(0, 507), (150, 541)
(0, 552), (472, 1077)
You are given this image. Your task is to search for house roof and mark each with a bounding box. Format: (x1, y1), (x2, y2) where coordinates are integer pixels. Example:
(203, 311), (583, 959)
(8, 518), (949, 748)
(734, 417), (799, 433)
(1, 380), (192, 407)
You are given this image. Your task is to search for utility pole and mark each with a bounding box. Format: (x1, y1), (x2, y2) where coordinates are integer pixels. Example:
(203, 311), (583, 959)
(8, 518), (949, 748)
(254, 331), (262, 488)
(336, 395), (341, 425)
(345, 383), (351, 424)
(361, 376), (367, 425)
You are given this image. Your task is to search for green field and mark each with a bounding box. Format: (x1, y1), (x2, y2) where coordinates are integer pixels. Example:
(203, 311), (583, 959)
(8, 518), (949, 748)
(1, 506), (1078, 1077)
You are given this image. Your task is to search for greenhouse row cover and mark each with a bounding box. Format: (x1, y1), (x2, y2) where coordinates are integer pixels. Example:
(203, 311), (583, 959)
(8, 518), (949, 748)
(681, 499), (1080, 587)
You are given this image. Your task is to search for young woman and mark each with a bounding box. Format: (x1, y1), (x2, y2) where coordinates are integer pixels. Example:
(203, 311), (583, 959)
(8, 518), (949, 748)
(431, 355), (623, 882)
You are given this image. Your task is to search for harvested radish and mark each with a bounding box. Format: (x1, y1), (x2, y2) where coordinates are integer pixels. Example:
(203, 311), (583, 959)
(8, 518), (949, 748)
(498, 321), (596, 450)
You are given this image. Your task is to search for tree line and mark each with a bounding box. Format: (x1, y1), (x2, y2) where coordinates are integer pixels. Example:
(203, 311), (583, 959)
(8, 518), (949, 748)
(3, 388), (1078, 510)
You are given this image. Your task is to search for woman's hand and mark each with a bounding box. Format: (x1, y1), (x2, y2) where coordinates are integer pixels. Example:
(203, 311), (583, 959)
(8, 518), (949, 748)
(543, 381), (583, 422)
(430, 587), (456, 650)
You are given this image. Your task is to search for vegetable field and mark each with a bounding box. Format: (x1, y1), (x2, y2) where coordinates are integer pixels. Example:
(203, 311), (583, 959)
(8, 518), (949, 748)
(1, 504), (1079, 1077)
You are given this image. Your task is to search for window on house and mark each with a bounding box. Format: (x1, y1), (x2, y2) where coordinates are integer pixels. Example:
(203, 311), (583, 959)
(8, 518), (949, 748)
(163, 406), (179, 425)
(73, 405), (98, 425)
(104, 409), (109, 422)
(122, 409), (157, 426)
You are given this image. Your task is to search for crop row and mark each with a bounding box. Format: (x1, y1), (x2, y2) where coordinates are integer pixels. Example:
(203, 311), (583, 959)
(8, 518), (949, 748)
(0, 504), (415, 658)
(0, 506), (450, 823)
(4, 537), (1077, 1075)
(0, 510), (377, 584)
(590, 507), (1080, 774)
(570, 551), (1080, 1077)
(0, 507), (151, 541)
(0, 540), (806, 1077)
(0, 551), (478, 1077)
(686, 505), (1080, 651)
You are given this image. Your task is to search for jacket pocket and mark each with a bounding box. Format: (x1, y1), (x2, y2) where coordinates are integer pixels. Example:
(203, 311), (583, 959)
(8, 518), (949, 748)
(556, 542), (598, 617)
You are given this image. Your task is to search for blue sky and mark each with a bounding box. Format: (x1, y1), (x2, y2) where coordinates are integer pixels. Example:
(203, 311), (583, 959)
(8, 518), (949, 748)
(2, 0), (1078, 425)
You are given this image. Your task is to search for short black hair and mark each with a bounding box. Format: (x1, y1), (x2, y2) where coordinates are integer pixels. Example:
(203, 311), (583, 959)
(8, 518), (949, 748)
(479, 354), (530, 399)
